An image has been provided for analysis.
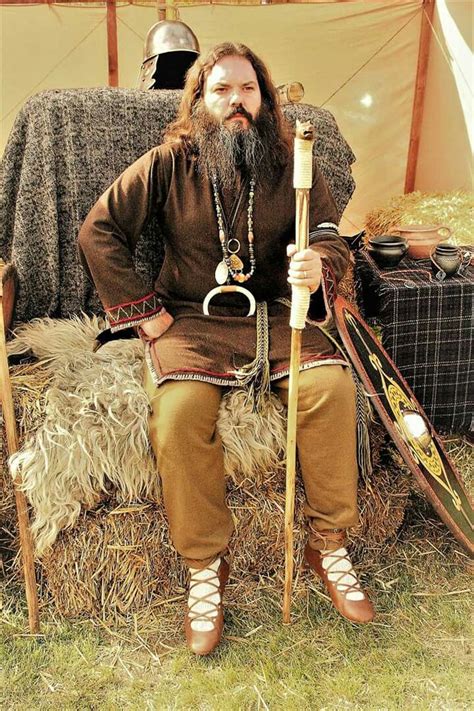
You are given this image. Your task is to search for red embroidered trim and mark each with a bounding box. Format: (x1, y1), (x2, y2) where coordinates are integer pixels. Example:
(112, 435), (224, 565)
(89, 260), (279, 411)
(106, 292), (163, 326)
(321, 261), (336, 310)
(111, 305), (163, 326)
(106, 292), (157, 311)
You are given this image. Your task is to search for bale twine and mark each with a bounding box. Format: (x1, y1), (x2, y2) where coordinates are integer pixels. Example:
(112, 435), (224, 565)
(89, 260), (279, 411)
(365, 190), (473, 245)
(41, 418), (409, 622)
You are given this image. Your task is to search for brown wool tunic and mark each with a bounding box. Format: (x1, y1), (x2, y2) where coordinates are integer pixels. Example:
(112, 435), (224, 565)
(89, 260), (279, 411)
(78, 144), (351, 385)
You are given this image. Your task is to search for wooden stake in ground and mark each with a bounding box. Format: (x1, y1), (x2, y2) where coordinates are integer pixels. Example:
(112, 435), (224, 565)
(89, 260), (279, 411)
(0, 261), (40, 633)
(283, 122), (315, 624)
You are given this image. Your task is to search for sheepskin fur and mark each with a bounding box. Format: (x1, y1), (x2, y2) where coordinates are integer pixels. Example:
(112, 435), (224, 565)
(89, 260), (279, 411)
(8, 316), (288, 555)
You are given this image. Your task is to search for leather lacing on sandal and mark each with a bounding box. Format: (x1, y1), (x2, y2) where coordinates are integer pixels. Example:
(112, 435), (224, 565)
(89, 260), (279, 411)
(320, 548), (366, 602)
(308, 525), (366, 602)
(308, 523), (346, 552)
(187, 561), (222, 632)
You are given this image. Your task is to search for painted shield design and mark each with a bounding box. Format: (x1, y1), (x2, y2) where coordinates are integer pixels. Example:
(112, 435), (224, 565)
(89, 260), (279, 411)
(334, 297), (473, 556)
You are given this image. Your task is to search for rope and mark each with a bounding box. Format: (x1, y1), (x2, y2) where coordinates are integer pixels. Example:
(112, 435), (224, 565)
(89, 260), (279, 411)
(320, 4), (472, 109)
(289, 286), (310, 330)
(231, 302), (270, 412)
(320, 8), (421, 107)
(422, 7), (474, 100)
(342, 214), (364, 233)
(117, 14), (146, 42)
(293, 138), (313, 189)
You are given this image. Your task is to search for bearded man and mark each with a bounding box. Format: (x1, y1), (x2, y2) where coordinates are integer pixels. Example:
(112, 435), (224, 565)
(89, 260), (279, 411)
(78, 42), (375, 656)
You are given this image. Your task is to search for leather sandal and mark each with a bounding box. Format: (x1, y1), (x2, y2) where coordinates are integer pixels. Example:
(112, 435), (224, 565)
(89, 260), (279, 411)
(184, 558), (229, 655)
(305, 541), (375, 623)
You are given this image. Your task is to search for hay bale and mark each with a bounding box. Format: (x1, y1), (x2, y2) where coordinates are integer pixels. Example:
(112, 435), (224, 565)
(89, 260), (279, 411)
(1, 362), (53, 574)
(365, 191), (473, 245)
(2, 323), (410, 622)
(42, 418), (409, 622)
(0, 434), (17, 572)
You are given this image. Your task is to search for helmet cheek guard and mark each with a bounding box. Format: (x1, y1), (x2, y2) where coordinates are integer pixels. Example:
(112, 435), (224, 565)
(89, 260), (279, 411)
(137, 20), (200, 91)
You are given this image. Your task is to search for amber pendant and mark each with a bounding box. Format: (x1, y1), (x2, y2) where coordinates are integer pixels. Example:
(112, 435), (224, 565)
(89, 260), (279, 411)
(229, 254), (244, 271)
(233, 273), (249, 283)
(215, 260), (229, 285)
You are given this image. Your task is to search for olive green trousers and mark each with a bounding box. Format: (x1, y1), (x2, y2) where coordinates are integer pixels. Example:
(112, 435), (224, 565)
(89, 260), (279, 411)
(144, 364), (358, 568)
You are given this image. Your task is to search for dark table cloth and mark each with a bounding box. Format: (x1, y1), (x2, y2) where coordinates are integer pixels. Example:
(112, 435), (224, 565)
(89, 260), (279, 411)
(355, 249), (473, 433)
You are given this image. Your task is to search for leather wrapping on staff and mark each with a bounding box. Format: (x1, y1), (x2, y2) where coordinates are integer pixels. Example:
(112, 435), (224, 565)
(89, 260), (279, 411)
(293, 138), (313, 189)
(290, 284), (310, 329)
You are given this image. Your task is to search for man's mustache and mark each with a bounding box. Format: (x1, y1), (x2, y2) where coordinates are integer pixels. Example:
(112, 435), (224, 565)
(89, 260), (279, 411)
(224, 105), (254, 124)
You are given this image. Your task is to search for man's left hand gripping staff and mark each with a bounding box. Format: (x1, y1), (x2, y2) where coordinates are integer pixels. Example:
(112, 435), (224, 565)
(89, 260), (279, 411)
(140, 244), (322, 343)
(287, 243), (322, 295)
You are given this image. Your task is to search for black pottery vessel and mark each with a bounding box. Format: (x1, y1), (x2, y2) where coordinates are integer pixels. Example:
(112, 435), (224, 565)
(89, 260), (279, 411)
(367, 235), (408, 268)
(430, 243), (462, 278)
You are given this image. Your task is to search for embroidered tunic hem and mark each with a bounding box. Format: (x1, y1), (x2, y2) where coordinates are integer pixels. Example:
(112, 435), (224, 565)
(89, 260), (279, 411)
(78, 144), (352, 384)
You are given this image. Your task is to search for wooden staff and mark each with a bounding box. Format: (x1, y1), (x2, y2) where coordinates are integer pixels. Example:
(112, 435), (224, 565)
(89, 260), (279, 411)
(283, 121), (315, 624)
(0, 261), (40, 633)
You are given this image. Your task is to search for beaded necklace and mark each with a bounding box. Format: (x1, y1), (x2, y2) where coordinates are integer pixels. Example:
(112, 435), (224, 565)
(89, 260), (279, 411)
(211, 175), (256, 284)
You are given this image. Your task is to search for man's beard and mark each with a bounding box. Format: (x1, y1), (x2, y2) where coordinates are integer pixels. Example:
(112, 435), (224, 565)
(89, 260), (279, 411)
(191, 102), (285, 189)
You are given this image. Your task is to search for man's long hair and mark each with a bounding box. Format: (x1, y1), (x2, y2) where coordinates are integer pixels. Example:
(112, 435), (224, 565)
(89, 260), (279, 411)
(164, 42), (292, 170)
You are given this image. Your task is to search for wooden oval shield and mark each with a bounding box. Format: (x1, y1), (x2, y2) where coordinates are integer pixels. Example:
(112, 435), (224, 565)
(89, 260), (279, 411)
(334, 297), (473, 556)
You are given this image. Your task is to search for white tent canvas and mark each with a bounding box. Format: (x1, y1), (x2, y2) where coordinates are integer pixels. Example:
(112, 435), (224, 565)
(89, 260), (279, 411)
(1, 0), (472, 233)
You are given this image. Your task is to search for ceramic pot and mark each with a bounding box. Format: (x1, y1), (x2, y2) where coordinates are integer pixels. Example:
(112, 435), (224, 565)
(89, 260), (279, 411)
(367, 235), (408, 268)
(430, 243), (462, 278)
(394, 224), (452, 259)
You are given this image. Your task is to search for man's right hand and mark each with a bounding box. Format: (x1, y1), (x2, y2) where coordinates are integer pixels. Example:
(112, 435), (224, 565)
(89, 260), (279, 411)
(138, 308), (174, 341)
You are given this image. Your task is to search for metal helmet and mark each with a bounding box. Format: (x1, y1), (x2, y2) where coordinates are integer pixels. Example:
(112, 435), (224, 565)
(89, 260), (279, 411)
(137, 20), (200, 91)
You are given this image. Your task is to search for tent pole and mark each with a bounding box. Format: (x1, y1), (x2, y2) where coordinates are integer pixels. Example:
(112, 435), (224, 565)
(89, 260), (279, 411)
(404, 0), (435, 193)
(107, 0), (119, 87)
(166, 0), (176, 20)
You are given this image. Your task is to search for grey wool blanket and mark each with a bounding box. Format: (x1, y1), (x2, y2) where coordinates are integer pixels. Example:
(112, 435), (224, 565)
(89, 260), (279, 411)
(0, 88), (355, 323)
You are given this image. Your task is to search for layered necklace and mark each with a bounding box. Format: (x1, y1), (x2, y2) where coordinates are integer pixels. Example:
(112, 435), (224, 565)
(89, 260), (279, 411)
(211, 175), (256, 284)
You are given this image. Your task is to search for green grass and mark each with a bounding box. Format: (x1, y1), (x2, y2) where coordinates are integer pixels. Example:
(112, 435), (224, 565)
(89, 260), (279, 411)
(2, 438), (472, 710)
(1, 531), (472, 711)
